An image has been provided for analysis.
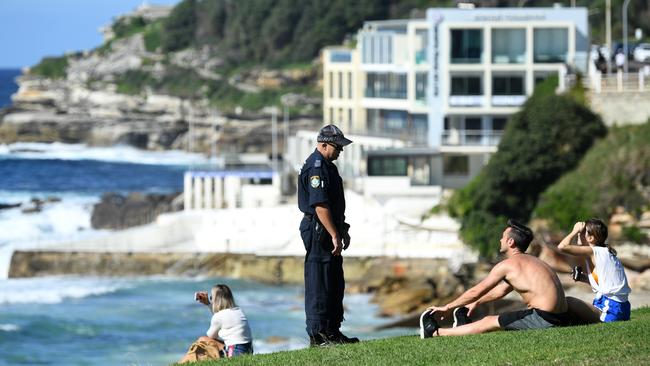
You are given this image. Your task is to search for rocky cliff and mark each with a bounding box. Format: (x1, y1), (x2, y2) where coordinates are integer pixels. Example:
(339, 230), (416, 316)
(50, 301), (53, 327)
(0, 14), (322, 153)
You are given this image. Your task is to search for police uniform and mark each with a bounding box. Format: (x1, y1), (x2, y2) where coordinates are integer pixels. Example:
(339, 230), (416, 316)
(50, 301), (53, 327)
(297, 125), (354, 344)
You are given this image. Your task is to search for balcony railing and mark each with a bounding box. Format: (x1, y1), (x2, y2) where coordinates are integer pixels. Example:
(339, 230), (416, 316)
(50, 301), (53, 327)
(350, 128), (429, 145)
(449, 95), (484, 107)
(491, 95), (526, 106)
(442, 130), (503, 146)
(365, 88), (408, 99)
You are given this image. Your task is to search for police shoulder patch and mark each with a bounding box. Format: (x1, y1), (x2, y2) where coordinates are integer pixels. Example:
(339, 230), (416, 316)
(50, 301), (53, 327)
(310, 175), (321, 188)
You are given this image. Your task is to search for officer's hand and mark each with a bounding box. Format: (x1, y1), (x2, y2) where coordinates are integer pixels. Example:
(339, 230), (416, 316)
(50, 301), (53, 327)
(332, 236), (342, 256)
(343, 232), (351, 250)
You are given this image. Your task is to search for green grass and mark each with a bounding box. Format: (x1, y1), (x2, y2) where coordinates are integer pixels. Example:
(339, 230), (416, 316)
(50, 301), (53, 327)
(185, 307), (650, 365)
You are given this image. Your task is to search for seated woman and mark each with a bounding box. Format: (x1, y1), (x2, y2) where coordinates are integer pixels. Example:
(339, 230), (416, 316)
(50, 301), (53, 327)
(194, 284), (254, 358)
(557, 219), (632, 323)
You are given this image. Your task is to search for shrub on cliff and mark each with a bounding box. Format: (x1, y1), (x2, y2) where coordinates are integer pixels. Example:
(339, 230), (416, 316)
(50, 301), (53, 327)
(448, 78), (607, 257)
(534, 121), (650, 231)
(30, 56), (68, 79)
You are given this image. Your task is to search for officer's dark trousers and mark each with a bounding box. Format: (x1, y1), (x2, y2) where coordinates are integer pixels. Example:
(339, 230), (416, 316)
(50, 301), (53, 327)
(300, 215), (345, 336)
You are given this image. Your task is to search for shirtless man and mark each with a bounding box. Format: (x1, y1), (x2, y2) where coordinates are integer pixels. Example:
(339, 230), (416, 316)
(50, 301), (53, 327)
(420, 219), (572, 338)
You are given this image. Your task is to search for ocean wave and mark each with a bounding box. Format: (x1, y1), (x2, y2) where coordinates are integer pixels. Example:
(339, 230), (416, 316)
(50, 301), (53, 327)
(0, 323), (20, 332)
(0, 193), (99, 245)
(0, 142), (212, 166)
(0, 277), (129, 305)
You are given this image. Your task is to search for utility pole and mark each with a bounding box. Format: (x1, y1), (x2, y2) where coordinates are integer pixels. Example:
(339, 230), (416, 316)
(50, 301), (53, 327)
(271, 107), (278, 173)
(606, 0), (612, 74)
(283, 104), (289, 159)
(623, 0), (631, 74)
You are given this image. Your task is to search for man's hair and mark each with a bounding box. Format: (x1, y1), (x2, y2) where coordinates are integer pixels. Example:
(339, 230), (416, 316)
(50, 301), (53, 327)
(506, 219), (534, 252)
(210, 284), (237, 314)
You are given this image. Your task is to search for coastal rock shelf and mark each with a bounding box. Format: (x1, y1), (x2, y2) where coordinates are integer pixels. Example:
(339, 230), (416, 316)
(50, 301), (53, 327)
(8, 251), (449, 285)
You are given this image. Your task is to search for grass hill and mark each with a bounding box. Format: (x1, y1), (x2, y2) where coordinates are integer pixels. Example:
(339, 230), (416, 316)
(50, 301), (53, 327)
(185, 307), (650, 365)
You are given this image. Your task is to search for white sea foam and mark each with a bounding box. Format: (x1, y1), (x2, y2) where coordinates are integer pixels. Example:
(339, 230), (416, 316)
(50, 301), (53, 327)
(0, 193), (103, 278)
(0, 192), (99, 245)
(0, 323), (20, 332)
(0, 277), (129, 305)
(0, 142), (212, 166)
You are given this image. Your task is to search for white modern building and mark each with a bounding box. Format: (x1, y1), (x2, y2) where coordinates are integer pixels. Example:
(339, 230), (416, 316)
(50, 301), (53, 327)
(321, 6), (588, 189)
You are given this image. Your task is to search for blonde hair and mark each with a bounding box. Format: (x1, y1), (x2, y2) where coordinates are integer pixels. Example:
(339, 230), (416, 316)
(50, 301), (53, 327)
(210, 284), (237, 314)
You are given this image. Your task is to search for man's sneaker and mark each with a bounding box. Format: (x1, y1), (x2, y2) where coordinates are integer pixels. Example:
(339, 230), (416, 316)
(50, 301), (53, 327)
(419, 310), (439, 339)
(452, 306), (472, 327)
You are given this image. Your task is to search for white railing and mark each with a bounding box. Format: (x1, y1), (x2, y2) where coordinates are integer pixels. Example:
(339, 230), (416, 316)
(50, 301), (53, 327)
(441, 130), (503, 146)
(569, 68), (650, 93)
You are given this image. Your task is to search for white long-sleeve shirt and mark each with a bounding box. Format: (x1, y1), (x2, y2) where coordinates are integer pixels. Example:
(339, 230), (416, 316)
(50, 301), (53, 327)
(206, 307), (252, 346)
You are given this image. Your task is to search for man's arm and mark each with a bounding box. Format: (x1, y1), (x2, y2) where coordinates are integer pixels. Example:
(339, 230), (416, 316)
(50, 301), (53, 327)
(315, 204), (342, 255)
(466, 281), (513, 315)
(428, 261), (508, 313)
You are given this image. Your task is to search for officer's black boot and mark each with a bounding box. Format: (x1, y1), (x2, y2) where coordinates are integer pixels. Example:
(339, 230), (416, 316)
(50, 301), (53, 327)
(309, 333), (330, 347)
(333, 331), (359, 344)
(322, 330), (359, 344)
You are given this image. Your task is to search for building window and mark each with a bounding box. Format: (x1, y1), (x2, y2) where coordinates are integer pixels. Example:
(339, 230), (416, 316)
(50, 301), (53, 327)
(329, 72), (333, 98)
(451, 29), (482, 64)
(443, 155), (469, 176)
(416, 72), (428, 101)
(534, 28), (568, 63)
(330, 50), (352, 63)
(348, 72), (353, 99)
(492, 75), (525, 95)
(338, 72), (343, 99)
(492, 28), (526, 64)
(451, 76), (482, 95)
(366, 72), (407, 99)
(329, 107), (334, 124)
(368, 156), (408, 176)
(492, 117), (507, 131)
(415, 29), (428, 64)
(348, 109), (353, 126)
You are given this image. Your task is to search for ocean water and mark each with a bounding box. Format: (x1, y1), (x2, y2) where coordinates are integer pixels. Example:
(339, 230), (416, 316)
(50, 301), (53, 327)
(0, 143), (413, 365)
(0, 68), (21, 108)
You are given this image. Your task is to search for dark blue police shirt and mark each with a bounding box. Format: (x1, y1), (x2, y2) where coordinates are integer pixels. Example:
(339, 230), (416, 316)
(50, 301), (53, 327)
(298, 149), (346, 226)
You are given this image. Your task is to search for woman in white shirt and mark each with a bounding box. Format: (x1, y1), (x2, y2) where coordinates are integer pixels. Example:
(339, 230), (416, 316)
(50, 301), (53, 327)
(558, 218), (632, 323)
(196, 284), (253, 357)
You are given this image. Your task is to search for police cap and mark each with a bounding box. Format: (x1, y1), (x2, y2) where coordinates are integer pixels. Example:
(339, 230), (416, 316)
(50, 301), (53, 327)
(316, 124), (353, 147)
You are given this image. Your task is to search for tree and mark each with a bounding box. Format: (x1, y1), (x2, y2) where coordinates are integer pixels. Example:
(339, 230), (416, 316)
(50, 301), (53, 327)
(534, 121), (650, 231)
(448, 79), (607, 257)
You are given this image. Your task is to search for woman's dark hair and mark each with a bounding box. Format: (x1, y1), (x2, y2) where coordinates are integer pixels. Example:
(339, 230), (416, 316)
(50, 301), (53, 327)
(507, 219), (534, 252)
(585, 218), (616, 256)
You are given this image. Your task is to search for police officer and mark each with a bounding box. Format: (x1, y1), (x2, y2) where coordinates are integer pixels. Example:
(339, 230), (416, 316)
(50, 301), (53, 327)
(298, 124), (359, 346)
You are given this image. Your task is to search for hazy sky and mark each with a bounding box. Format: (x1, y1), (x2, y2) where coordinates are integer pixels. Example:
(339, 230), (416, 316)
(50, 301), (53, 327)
(0, 0), (180, 69)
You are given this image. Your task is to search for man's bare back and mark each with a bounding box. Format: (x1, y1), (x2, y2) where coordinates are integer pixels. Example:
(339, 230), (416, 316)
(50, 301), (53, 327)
(500, 254), (567, 313)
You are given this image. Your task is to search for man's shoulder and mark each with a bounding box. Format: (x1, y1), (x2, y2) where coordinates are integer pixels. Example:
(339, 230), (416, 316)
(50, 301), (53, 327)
(301, 152), (325, 172)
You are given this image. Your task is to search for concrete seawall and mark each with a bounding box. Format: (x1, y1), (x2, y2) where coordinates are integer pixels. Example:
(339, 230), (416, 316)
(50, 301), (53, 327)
(9, 251), (450, 285)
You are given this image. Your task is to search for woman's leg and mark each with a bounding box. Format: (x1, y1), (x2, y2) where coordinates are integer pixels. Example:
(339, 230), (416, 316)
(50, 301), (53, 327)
(566, 296), (601, 324)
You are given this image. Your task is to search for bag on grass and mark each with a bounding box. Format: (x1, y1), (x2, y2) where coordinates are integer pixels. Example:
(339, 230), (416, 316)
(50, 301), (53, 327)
(178, 338), (225, 363)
